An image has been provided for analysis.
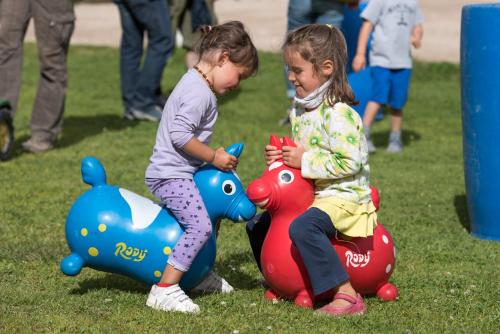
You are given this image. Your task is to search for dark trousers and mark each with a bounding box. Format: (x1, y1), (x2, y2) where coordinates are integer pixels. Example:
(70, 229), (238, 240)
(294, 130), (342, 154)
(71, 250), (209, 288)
(0, 0), (74, 142)
(246, 208), (349, 296)
(114, 0), (173, 112)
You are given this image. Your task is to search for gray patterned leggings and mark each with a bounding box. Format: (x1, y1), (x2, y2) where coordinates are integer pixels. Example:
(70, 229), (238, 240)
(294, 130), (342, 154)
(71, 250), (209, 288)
(149, 178), (212, 272)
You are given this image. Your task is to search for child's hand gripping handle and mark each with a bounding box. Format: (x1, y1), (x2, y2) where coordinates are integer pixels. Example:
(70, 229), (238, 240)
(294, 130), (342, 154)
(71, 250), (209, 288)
(211, 147), (238, 171)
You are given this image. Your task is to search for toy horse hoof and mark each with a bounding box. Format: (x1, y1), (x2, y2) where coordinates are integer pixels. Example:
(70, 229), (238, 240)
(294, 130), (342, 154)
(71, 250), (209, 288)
(61, 253), (84, 276)
(376, 282), (399, 301)
(264, 289), (279, 301)
(294, 290), (314, 308)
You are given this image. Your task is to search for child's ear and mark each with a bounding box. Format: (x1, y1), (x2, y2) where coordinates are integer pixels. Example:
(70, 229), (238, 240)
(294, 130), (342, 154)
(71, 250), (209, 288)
(321, 60), (334, 77)
(218, 51), (230, 66)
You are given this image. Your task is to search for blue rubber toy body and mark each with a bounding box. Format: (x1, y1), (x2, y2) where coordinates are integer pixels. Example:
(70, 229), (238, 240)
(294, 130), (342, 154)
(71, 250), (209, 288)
(61, 144), (256, 289)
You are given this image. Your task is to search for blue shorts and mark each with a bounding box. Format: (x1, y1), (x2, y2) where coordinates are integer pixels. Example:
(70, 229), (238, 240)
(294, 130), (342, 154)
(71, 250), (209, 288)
(370, 67), (412, 110)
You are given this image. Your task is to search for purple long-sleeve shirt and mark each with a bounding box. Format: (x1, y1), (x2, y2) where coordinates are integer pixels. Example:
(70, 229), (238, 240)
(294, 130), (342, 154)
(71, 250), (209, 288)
(145, 69), (217, 180)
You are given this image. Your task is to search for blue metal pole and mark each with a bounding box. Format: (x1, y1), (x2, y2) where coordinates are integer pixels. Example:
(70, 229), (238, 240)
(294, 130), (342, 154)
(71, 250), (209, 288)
(460, 4), (500, 240)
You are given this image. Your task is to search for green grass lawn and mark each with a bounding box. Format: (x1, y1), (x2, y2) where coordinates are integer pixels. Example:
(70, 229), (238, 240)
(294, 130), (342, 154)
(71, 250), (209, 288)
(0, 44), (498, 333)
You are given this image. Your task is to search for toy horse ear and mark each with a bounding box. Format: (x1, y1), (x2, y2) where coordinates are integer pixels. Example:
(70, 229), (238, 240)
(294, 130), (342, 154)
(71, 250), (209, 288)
(81, 156), (107, 187)
(226, 143), (244, 158)
(282, 136), (296, 147)
(269, 134), (282, 150)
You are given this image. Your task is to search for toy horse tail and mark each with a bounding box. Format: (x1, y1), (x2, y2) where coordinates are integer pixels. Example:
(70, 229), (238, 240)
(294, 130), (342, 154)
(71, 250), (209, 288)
(81, 156), (107, 187)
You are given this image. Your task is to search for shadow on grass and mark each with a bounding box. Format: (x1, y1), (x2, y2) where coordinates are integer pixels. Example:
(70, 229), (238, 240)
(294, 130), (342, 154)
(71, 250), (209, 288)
(454, 194), (470, 232)
(371, 129), (421, 148)
(69, 250), (260, 295)
(215, 250), (262, 291)
(59, 114), (140, 148)
(6, 114), (138, 160)
(70, 273), (148, 295)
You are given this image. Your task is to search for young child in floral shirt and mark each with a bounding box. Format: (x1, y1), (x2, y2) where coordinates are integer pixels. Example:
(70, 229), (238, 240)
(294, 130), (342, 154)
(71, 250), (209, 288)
(247, 24), (377, 316)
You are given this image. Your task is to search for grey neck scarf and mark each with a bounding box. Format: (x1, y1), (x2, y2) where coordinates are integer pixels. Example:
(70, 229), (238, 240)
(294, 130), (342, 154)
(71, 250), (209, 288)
(293, 79), (332, 110)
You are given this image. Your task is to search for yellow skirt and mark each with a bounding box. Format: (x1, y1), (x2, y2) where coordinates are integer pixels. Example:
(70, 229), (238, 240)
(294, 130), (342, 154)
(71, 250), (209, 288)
(311, 196), (377, 237)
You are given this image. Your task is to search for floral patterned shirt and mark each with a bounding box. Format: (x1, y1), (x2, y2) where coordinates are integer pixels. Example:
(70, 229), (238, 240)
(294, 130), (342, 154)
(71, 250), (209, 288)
(290, 101), (372, 204)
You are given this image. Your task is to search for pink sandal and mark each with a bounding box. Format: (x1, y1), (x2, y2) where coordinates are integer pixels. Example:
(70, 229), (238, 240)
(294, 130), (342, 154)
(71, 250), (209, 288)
(315, 292), (366, 316)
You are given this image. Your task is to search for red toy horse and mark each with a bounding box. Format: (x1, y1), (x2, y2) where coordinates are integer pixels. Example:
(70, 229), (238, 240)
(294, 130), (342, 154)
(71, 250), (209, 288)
(246, 135), (398, 308)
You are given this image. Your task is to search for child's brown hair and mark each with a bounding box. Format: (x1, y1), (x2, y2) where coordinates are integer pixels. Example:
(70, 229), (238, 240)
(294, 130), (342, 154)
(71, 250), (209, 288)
(283, 24), (357, 106)
(196, 21), (259, 78)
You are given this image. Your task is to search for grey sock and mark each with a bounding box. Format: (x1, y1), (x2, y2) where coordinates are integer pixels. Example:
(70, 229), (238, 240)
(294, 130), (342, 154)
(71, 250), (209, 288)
(387, 131), (403, 153)
(364, 125), (376, 153)
(389, 131), (401, 142)
(363, 125), (371, 139)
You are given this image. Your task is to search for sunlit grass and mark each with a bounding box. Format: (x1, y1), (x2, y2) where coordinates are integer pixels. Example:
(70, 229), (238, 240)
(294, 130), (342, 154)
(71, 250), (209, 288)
(0, 44), (498, 333)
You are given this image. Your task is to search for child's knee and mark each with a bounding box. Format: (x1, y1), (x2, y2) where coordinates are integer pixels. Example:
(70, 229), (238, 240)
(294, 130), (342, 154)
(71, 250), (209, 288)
(289, 219), (309, 244)
(185, 218), (212, 244)
(198, 220), (213, 240)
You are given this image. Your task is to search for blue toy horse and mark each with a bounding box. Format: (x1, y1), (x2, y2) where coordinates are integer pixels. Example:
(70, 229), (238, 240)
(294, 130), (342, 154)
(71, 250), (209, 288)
(61, 143), (256, 290)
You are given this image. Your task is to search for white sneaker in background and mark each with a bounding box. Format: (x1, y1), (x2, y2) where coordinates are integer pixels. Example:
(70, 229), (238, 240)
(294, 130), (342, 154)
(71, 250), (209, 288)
(191, 271), (234, 294)
(146, 284), (200, 313)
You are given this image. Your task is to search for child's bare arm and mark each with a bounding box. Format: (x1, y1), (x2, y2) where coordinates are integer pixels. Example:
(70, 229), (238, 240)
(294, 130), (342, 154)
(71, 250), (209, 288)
(182, 137), (238, 171)
(411, 24), (423, 48)
(352, 20), (373, 73)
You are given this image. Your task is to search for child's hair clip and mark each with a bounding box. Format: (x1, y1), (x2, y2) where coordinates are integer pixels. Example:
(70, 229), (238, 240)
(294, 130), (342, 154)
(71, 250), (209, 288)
(325, 23), (333, 29)
(200, 25), (213, 35)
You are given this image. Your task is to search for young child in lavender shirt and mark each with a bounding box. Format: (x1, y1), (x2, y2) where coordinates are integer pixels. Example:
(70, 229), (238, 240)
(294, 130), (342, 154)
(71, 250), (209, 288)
(144, 21), (259, 314)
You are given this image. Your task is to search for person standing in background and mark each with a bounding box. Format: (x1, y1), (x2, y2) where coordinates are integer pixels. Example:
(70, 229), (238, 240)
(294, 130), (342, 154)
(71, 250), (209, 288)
(153, 0), (216, 108)
(114, 0), (174, 122)
(168, 0), (217, 69)
(0, 0), (75, 153)
(352, 0), (423, 153)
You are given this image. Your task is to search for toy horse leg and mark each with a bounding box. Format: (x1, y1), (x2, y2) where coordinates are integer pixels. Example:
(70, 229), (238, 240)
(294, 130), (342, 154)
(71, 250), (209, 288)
(60, 253), (85, 276)
(376, 282), (399, 301)
(264, 289), (279, 302)
(294, 289), (314, 308)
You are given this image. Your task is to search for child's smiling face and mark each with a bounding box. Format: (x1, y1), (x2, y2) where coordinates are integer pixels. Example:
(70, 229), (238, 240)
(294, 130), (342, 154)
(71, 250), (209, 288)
(284, 48), (332, 99)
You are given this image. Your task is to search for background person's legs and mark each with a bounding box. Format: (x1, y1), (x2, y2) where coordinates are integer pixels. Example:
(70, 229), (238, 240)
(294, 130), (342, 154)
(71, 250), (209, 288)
(116, 0), (144, 119)
(26, 0), (74, 151)
(386, 107), (403, 153)
(129, 0), (173, 119)
(0, 0), (31, 117)
(362, 101), (381, 153)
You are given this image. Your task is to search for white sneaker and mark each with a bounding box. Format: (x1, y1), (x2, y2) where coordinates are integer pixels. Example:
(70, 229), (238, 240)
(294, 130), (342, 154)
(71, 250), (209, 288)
(146, 284), (200, 313)
(191, 271), (234, 294)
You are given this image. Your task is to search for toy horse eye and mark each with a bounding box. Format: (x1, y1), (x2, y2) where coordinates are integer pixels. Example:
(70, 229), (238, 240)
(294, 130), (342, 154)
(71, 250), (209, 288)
(222, 180), (236, 195)
(278, 170), (294, 184)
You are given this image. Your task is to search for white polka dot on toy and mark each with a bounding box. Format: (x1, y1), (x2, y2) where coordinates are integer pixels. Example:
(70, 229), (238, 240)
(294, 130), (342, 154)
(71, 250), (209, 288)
(382, 235), (389, 244)
(385, 264), (392, 273)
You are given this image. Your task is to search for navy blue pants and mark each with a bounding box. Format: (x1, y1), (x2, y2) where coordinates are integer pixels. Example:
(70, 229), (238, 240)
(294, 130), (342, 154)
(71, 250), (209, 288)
(246, 208), (349, 296)
(114, 0), (174, 112)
